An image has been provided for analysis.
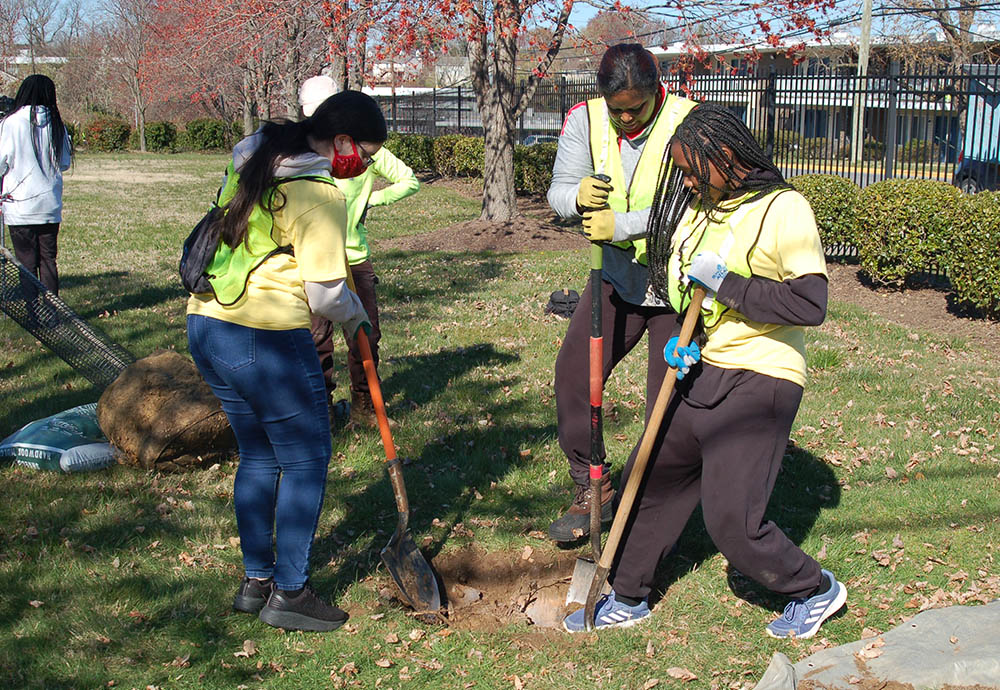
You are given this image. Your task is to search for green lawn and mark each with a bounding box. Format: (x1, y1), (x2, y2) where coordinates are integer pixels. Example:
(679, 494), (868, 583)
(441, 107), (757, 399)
(1, 152), (998, 689)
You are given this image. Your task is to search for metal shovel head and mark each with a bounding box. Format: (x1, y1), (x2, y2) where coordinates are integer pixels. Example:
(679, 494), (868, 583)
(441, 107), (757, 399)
(566, 556), (610, 606)
(381, 529), (442, 614)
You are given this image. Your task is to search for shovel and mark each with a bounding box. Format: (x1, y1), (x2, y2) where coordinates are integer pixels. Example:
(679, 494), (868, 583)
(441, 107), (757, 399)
(344, 269), (442, 617)
(582, 285), (706, 631)
(567, 174), (611, 606)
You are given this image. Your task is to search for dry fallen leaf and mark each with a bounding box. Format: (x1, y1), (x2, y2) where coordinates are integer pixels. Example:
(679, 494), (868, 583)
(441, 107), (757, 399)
(521, 545), (533, 561)
(385, 633), (400, 644)
(666, 667), (697, 681)
(643, 680), (660, 689)
(234, 640), (257, 658)
(28, 600), (43, 608)
(408, 629), (425, 641)
(645, 640), (655, 658)
(374, 658), (392, 668)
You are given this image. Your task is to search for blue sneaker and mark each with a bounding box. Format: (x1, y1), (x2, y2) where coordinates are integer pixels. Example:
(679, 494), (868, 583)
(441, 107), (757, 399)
(766, 569), (847, 639)
(563, 590), (650, 632)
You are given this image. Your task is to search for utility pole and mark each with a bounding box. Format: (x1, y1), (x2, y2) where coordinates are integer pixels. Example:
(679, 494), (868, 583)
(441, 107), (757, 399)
(850, 0), (873, 164)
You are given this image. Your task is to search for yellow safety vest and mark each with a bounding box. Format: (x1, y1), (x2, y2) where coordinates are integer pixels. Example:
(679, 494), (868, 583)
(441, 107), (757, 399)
(586, 93), (696, 265)
(667, 189), (788, 327)
(207, 168), (337, 305)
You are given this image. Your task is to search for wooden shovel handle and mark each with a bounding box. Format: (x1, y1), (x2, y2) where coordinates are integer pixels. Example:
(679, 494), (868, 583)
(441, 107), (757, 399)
(597, 285), (706, 571)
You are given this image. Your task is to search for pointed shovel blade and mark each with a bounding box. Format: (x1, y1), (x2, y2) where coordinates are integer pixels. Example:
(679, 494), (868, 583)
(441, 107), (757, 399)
(381, 529), (442, 614)
(566, 556), (610, 606)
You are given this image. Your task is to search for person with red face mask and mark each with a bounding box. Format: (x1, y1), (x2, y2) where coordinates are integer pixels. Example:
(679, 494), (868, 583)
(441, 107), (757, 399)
(186, 90), (386, 633)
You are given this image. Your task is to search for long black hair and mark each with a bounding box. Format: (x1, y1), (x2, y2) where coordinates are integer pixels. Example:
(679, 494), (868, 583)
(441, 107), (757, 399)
(217, 90), (387, 249)
(5, 74), (69, 167)
(647, 103), (790, 301)
(596, 43), (660, 98)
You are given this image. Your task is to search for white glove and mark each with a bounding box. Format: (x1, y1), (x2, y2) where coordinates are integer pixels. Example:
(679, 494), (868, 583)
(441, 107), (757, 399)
(687, 251), (729, 295)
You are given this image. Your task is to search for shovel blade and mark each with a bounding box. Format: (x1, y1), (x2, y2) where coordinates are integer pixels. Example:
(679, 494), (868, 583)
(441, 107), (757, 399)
(566, 557), (609, 606)
(381, 530), (442, 614)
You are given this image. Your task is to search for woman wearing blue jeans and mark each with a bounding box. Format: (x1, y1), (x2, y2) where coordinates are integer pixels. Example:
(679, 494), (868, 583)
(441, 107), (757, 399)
(187, 90), (386, 632)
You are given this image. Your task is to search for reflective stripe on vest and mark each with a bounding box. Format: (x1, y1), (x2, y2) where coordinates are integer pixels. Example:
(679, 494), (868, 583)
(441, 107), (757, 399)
(667, 189), (788, 327)
(586, 94), (696, 265)
(206, 172), (337, 306)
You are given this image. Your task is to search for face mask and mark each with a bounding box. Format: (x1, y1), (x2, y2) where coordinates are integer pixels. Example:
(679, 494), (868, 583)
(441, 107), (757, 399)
(330, 139), (367, 178)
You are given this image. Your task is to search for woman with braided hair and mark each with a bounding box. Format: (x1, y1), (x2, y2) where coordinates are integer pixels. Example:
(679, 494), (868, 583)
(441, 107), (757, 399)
(564, 103), (846, 638)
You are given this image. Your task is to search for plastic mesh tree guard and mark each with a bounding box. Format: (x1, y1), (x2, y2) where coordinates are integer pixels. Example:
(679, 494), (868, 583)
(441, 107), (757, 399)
(1, 247), (136, 389)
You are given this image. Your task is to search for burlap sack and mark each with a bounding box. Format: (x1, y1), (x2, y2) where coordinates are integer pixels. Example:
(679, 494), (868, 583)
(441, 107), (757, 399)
(97, 350), (235, 472)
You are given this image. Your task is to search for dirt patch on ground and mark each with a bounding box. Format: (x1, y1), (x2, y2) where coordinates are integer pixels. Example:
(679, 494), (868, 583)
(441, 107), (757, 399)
(826, 263), (1000, 354)
(427, 546), (580, 631)
(381, 177), (587, 253)
(385, 179), (1000, 351)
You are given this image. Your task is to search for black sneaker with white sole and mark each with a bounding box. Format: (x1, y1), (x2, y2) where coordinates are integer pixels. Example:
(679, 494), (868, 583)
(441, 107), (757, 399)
(258, 581), (349, 632)
(233, 576), (272, 614)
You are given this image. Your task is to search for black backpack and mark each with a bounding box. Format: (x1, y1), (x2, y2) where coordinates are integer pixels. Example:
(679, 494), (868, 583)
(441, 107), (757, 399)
(544, 288), (580, 319)
(178, 203), (224, 295)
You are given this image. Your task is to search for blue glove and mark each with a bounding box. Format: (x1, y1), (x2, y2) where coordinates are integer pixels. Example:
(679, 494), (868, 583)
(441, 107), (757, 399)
(687, 251), (729, 294)
(664, 337), (701, 380)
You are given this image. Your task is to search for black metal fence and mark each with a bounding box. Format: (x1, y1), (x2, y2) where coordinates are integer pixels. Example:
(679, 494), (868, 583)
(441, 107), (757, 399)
(374, 63), (1000, 190)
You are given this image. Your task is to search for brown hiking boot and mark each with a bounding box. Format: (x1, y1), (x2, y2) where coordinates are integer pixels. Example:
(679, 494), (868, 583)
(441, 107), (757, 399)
(547, 473), (615, 542)
(349, 390), (398, 430)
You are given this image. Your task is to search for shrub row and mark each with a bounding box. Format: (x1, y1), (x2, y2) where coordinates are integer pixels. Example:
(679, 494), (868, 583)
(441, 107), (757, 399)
(385, 132), (557, 194)
(79, 116), (240, 152)
(791, 174), (1000, 317)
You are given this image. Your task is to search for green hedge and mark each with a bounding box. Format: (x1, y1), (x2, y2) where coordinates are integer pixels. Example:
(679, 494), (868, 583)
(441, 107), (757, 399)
(856, 179), (962, 286)
(432, 134), (464, 177)
(514, 142), (557, 194)
(128, 121), (177, 152)
(451, 137), (485, 177)
(182, 118), (232, 150)
(84, 115), (131, 152)
(950, 191), (1000, 316)
(385, 132), (435, 171)
(790, 174), (860, 248)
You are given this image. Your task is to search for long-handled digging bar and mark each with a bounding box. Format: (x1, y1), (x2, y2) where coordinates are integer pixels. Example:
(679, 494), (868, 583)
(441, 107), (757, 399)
(566, 173), (613, 606)
(344, 269), (442, 618)
(582, 285), (706, 631)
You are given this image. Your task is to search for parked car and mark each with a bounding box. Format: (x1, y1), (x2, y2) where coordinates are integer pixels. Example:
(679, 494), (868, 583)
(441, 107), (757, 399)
(523, 134), (558, 146)
(952, 64), (1000, 194)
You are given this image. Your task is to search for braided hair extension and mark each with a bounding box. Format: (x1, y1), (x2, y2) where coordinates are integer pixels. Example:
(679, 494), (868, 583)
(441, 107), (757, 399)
(646, 103), (790, 303)
(646, 161), (691, 302)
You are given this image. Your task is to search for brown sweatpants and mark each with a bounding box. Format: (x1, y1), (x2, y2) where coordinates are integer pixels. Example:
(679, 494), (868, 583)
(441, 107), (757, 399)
(554, 277), (676, 487)
(608, 364), (823, 600)
(310, 260), (382, 397)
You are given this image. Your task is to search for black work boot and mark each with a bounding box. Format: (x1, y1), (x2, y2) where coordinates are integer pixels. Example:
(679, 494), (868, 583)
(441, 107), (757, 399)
(233, 576), (272, 614)
(547, 473), (615, 542)
(258, 581), (349, 632)
(349, 389), (397, 430)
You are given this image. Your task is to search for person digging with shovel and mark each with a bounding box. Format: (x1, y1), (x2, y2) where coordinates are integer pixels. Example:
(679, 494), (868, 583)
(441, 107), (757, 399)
(564, 103), (846, 639)
(186, 91), (385, 633)
(546, 43), (695, 543)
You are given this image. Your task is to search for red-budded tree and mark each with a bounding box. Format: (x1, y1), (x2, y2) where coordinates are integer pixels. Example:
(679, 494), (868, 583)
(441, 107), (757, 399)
(421, 0), (835, 224)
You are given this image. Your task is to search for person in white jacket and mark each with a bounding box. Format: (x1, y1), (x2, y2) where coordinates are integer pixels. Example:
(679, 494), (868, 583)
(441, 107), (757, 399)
(0, 74), (73, 295)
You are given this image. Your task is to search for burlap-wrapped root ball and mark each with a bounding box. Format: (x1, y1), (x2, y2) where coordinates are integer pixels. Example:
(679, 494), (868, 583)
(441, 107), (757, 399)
(97, 350), (235, 472)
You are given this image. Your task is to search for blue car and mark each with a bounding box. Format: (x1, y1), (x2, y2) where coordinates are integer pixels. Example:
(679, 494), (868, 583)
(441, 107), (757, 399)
(953, 65), (1000, 194)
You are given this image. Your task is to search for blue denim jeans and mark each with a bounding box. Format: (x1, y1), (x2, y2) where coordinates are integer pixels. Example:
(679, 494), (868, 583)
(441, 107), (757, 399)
(187, 315), (331, 590)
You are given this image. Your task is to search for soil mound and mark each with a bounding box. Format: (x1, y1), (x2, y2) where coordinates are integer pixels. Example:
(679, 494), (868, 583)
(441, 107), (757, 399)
(97, 350), (235, 472)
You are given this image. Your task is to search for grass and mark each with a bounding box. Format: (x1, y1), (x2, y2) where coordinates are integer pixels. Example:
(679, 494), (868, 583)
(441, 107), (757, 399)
(1, 152), (999, 689)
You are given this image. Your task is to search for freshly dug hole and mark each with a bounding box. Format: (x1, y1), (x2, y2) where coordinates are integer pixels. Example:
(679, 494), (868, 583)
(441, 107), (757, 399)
(429, 546), (580, 630)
